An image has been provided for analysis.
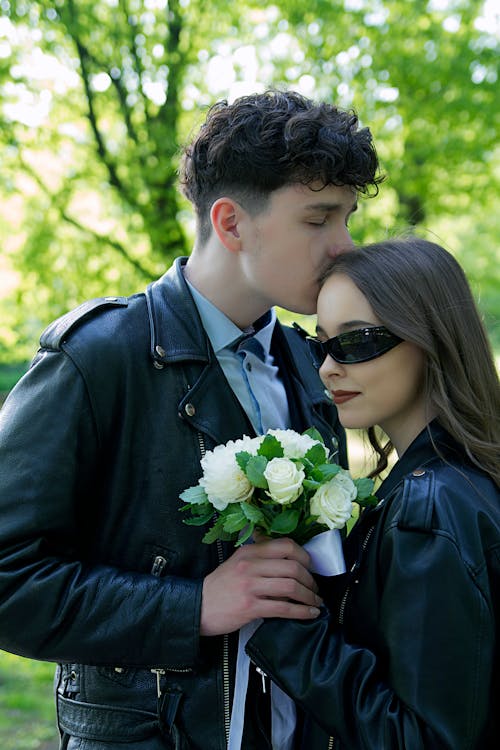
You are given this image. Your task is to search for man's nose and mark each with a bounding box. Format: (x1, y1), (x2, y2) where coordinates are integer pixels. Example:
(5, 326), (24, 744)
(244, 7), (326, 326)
(327, 226), (354, 258)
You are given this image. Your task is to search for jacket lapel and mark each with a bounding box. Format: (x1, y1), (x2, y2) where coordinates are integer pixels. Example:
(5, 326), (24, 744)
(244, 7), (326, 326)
(145, 259), (339, 453)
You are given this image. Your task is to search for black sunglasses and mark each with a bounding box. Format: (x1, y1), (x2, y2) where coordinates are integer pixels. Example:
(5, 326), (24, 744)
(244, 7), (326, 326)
(307, 326), (403, 367)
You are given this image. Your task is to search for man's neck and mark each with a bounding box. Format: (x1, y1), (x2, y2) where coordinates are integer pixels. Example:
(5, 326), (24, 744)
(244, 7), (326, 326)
(184, 247), (271, 329)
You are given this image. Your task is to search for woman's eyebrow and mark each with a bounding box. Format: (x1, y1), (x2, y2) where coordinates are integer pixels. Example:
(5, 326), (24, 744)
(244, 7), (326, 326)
(315, 320), (377, 336)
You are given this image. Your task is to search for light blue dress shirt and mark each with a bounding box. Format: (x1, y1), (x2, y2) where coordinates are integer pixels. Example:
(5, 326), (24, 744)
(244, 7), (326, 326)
(186, 279), (290, 434)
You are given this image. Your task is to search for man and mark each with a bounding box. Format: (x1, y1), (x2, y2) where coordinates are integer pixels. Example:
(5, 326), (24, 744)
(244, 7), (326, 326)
(0, 90), (381, 748)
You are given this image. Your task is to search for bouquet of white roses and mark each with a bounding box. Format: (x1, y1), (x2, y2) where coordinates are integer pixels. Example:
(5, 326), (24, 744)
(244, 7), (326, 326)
(179, 427), (377, 546)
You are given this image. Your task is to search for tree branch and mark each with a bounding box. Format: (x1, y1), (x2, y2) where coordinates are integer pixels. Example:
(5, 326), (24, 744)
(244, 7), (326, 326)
(76, 40), (128, 193)
(60, 210), (156, 280)
(63, 0), (139, 208)
(18, 157), (156, 281)
(119, 0), (151, 122)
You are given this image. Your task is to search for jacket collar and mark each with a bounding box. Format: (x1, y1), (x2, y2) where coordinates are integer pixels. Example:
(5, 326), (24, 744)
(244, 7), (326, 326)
(376, 420), (464, 502)
(145, 257), (212, 366)
(145, 257), (339, 449)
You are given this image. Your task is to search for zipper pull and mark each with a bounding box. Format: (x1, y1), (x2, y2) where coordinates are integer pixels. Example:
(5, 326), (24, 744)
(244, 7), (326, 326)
(151, 668), (166, 698)
(255, 665), (268, 694)
(151, 555), (167, 577)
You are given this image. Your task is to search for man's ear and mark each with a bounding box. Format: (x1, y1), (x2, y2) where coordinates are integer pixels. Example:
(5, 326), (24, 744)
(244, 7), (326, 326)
(210, 198), (243, 251)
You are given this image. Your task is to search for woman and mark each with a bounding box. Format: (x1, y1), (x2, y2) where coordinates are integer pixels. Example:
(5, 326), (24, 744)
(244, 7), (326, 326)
(246, 237), (500, 749)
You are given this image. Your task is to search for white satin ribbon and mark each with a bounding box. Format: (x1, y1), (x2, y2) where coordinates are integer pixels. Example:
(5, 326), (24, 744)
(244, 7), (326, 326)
(303, 528), (346, 576)
(228, 528), (346, 749)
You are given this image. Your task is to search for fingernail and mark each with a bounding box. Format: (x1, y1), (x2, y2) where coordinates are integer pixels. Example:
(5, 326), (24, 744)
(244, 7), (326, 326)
(309, 607), (321, 617)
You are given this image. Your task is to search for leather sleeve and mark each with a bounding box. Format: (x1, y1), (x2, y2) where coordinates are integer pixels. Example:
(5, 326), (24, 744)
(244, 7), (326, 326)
(0, 349), (202, 669)
(246, 517), (495, 749)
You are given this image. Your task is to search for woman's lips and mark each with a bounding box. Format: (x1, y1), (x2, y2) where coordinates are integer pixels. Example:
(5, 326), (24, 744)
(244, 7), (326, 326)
(332, 390), (360, 405)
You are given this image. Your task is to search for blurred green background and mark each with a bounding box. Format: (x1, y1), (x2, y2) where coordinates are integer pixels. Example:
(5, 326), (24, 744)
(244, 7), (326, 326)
(0, 0), (498, 746)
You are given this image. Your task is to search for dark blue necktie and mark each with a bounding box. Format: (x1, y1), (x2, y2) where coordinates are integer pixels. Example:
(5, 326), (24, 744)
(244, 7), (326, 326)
(234, 335), (266, 362)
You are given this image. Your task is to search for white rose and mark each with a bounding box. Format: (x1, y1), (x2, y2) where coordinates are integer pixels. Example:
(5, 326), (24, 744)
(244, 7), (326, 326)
(200, 442), (254, 511)
(230, 435), (263, 456)
(310, 470), (356, 530)
(264, 457), (305, 505)
(267, 428), (324, 459)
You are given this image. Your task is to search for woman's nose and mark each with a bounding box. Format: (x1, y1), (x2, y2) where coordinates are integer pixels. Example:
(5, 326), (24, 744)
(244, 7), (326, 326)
(319, 354), (345, 382)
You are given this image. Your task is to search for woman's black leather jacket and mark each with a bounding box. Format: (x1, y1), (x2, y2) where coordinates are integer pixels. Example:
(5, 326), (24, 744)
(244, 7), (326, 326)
(247, 424), (500, 749)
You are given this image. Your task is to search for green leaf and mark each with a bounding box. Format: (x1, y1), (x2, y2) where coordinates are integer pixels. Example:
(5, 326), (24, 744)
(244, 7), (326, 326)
(235, 451), (251, 472)
(245, 455), (269, 488)
(357, 494), (379, 508)
(241, 502), (265, 524)
(234, 523), (255, 547)
(304, 442), (327, 466)
(354, 477), (376, 500)
(202, 518), (233, 544)
(317, 463), (342, 480)
(270, 509), (300, 535)
(303, 427), (325, 444)
(257, 434), (284, 459)
(183, 510), (214, 526)
(179, 485), (209, 505)
(302, 478), (321, 491)
(179, 500), (212, 514)
(222, 508), (247, 533)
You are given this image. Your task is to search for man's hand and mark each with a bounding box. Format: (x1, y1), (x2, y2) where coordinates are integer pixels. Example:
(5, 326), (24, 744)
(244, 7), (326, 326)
(200, 538), (322, 636)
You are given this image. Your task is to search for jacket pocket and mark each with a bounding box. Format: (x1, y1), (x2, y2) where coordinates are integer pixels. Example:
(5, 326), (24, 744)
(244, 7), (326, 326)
(56, 693), (158, 743)
(96, 665), (138, 687)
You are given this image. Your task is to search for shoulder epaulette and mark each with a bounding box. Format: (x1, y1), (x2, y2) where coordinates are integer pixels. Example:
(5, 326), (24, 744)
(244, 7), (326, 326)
(40, 296), (129, 351)
(398, 469), (435, 532)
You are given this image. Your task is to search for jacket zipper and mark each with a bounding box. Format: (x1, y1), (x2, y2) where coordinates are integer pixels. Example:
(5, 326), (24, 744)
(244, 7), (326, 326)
(150, 556), (193, 678)
(339, 524), (375, 625)
(331, 524), (376, 749)
(197, 431), (231, 745)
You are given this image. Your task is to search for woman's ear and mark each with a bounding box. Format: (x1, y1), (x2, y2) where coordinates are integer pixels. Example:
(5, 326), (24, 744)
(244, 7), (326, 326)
(210, 197), (242, 251)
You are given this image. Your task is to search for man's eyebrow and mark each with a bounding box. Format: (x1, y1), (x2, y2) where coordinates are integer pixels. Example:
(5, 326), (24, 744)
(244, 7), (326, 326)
(303, 201), (358, 213)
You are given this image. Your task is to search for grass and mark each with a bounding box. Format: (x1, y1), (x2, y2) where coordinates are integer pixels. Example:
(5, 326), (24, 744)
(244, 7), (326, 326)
(0, 652), (58, 749)
(0, 362), (28, 395)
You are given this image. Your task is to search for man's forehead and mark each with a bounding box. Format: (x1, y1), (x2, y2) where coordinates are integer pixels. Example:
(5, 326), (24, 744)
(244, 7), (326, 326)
(276, 181), (357, 206)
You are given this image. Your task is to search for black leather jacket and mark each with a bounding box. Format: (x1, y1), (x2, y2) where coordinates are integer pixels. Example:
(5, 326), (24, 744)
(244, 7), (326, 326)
(247, 424), (500, 749)
(0, 258), (345, 750)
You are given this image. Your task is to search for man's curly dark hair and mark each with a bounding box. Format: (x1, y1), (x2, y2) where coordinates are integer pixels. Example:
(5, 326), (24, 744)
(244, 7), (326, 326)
(179, 89), (383, 243)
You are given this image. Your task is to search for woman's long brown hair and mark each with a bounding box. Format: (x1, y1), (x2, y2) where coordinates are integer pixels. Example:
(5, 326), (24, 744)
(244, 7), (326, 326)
(323, 238), (500, 487)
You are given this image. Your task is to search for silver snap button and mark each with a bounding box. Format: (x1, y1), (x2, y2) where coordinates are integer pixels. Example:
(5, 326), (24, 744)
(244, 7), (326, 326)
(412, 468), (426, 477)
(155, 345), (166, 358)
(185, 403), (196, 417)
(153, 361), (164, 370)
(114, 667), (124, 673)
(70, 670), (77, 680)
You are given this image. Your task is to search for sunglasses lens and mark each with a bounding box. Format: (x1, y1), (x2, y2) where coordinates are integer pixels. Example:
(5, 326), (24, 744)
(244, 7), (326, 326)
(336, 330), (375, 362)
(307, 338), (326, 369)
(335, 328), (402, 363)
(308, 327), (402, 367)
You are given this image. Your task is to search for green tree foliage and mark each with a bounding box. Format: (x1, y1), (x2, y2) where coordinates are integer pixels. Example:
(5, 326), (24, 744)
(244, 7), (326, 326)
(274, 0), (499, 224)
(0, 0), (498, 362)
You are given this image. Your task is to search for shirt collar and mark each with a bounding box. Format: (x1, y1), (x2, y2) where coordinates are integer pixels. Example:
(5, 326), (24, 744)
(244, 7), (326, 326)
(185, 276), (276, 356)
